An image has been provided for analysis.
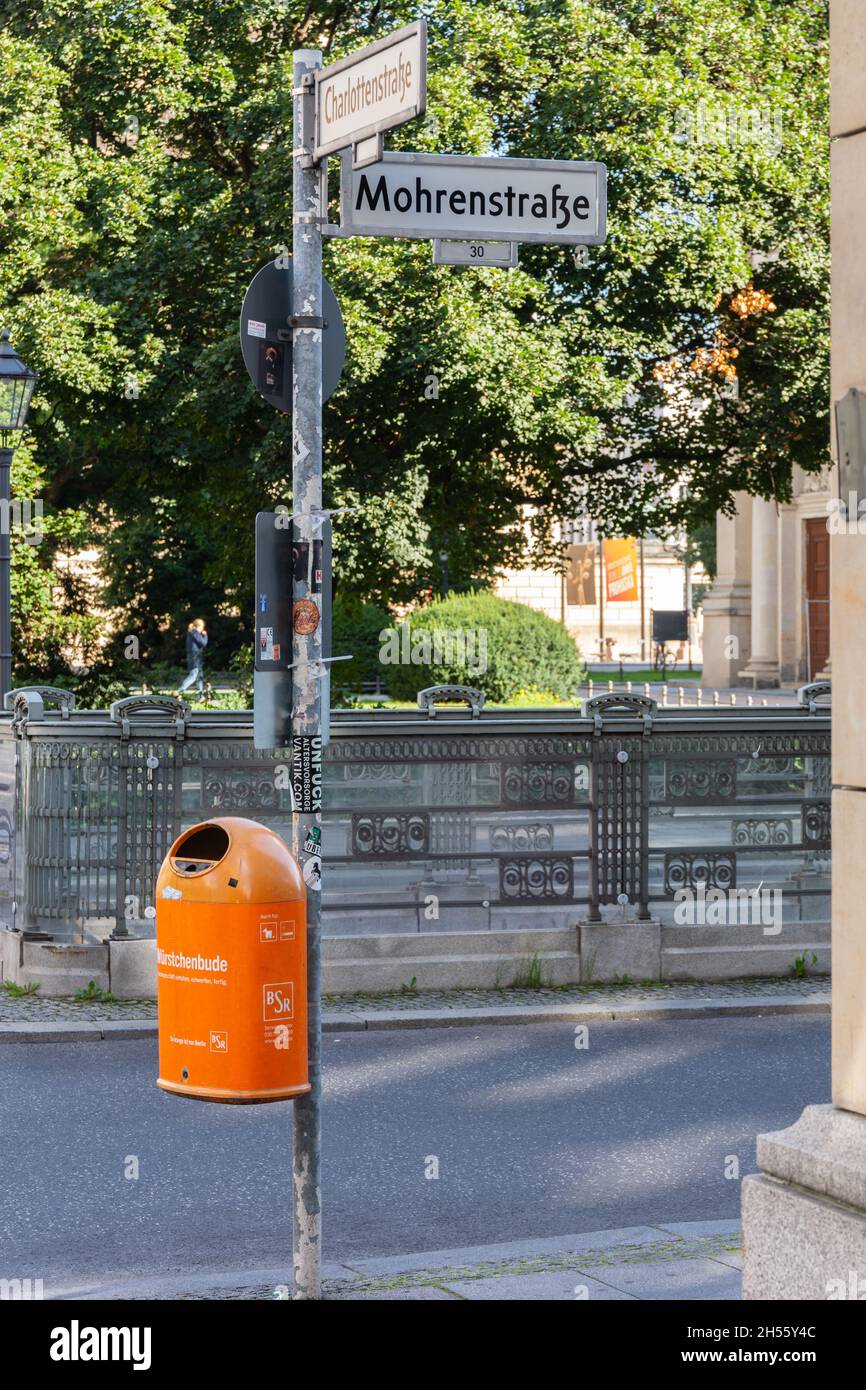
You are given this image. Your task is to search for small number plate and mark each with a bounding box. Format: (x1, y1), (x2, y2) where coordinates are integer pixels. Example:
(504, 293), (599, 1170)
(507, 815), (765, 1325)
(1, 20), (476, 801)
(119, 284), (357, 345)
(431, 239), (518, 267)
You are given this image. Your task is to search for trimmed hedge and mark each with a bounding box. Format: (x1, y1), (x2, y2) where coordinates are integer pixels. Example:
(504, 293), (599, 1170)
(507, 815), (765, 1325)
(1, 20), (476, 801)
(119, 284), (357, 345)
(382, 593), (583, 703)
(331, 595), (393, 693)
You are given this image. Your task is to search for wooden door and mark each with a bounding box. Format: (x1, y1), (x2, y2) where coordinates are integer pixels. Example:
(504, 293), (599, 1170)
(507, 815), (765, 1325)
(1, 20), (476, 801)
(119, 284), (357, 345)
(805, 518), (830, 678)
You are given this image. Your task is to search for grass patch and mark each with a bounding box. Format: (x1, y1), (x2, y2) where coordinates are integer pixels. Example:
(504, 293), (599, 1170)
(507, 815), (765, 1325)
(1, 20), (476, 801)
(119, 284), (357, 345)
(73, 980), (117, 1004)
(2, 979), (40, 998)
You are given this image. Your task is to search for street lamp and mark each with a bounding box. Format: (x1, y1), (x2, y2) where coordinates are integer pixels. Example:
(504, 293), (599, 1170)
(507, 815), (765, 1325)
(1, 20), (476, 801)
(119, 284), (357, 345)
(0, 330), (38, 701)
(438, 550), (449, 598)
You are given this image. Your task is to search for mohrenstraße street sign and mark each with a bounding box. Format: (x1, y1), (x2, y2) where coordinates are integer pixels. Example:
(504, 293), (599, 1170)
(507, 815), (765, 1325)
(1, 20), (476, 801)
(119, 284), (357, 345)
(339, 151), (607, 245)
(313, 21), (426, 164)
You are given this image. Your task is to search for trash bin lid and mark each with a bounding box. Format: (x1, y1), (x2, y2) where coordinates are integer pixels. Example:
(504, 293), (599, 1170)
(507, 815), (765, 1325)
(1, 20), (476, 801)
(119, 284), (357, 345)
(157, 816), (305, 904)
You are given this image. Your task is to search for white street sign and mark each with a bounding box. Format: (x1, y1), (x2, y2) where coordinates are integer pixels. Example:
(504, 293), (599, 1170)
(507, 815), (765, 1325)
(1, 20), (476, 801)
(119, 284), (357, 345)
(339, 151), (607, 245)
(432, 239), (518, 267)
(314, 22), (426, 164)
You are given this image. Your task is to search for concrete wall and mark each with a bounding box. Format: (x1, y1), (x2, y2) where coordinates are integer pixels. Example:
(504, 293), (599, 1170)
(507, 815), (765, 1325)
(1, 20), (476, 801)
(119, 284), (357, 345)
(1, 921), (830, 998)
(829, 0), (866, 1115)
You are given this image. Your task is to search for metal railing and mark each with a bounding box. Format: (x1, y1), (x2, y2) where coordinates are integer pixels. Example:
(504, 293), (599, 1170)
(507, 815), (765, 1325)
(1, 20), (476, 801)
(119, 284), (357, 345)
(0, 682), (831, 941)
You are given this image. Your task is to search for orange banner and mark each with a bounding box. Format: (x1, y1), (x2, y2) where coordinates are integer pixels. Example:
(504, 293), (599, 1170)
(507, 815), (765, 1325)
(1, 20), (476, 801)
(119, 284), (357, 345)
(603, 537), (639, 603)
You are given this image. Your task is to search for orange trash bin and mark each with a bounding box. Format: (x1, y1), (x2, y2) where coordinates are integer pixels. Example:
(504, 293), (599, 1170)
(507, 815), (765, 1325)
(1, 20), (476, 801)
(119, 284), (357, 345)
(155, 816), (309, 1103)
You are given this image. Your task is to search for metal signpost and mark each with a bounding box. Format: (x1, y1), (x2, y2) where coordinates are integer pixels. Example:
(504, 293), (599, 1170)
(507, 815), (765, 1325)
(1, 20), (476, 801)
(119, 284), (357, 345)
(289, 47), (327, 1303)
(242, 22), (606, 1300)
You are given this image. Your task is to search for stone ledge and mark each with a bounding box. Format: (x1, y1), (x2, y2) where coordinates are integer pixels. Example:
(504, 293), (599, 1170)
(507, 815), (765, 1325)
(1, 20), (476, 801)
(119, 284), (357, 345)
(578, 920), (660, 983)
(742, 1170), (866, 1300)
(757, 1102), (866, 1212)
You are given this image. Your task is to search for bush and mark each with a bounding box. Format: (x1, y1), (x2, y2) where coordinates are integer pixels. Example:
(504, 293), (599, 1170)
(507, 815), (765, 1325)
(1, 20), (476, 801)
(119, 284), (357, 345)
(331, 596), (393, 694)
(229, 644), (253, 707)
(382, 594), (583, 703)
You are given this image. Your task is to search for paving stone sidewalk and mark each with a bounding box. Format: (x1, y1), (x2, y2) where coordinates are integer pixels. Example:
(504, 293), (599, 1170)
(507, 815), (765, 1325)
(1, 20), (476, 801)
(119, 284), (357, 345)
(322, 975), (830, 1016)
(0, 993), (158, 1023)
(58, 1221), (743, 1301)
(0, 975), (829, 1034)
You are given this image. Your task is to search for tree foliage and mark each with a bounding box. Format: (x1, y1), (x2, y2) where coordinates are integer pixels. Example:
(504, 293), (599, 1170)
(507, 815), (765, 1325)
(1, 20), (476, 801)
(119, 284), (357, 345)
(0, 0), (828, 678)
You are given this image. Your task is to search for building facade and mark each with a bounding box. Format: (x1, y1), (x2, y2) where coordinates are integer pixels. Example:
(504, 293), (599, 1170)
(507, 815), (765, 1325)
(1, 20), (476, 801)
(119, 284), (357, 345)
(495, 520), (706, 666)
(702, 467), (832, 689)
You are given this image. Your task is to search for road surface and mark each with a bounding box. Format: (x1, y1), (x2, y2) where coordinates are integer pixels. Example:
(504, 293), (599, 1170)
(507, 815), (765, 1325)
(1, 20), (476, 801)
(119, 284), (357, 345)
(0, 1014), (829, 1291)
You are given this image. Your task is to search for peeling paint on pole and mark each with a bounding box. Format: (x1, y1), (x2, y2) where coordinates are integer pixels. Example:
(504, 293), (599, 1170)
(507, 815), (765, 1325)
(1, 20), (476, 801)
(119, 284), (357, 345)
(291, 47), (324, 1302)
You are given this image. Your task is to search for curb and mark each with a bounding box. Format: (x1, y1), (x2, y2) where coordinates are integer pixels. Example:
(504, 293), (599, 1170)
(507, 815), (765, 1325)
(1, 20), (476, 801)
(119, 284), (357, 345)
(0, 993), (830, 1043)
(0, 1019), (159, 1043)
(46, 1219), (743, 1302)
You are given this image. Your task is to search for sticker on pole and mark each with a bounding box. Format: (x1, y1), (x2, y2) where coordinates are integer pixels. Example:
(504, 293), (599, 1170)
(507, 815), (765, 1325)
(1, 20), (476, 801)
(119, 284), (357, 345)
(293, 598), (320, 635)
(302, 855), (322, 893)
(292, 736), (323, 813)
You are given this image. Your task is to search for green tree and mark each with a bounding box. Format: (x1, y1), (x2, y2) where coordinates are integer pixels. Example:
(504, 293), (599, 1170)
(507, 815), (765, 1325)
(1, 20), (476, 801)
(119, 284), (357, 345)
(10, 442), (101, 680)
(0, 0), (828, 683)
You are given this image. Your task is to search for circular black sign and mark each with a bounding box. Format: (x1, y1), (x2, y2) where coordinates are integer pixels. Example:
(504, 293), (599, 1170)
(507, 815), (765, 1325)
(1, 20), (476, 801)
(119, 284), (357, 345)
(239, 258), (346, 413)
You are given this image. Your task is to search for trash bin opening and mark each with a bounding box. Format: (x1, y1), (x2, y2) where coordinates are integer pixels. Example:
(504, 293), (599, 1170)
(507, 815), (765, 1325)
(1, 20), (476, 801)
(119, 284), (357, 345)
(171, 823), (231, 873)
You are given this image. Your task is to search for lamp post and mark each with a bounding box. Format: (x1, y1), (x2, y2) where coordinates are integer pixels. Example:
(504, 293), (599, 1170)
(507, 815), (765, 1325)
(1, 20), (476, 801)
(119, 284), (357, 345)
(0, 331), (38, 701)
(439, 550), (450, 598)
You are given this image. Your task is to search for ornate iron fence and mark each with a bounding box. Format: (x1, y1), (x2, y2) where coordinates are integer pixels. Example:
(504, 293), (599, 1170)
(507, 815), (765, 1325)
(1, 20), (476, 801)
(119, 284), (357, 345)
(0, 683), (831, 942)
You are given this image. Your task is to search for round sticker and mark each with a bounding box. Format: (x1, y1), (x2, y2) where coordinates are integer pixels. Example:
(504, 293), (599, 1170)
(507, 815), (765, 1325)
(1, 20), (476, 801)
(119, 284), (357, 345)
(302, 855), (322, 892)
(293, 599), (320, 635)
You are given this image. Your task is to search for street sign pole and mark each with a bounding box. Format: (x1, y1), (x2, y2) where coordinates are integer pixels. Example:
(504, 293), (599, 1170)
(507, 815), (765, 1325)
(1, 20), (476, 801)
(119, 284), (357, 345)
(268, 18), (599, 1306)
(291, 46), (324, 1302)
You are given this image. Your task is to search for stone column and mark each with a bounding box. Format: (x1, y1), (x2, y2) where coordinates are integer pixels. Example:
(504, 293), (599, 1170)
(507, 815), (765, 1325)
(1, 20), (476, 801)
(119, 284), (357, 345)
(777, 502), (800, 685)
(741, 0), (866, 1299)
(739, 496), (780, 687)
(700, 492), (752, 687)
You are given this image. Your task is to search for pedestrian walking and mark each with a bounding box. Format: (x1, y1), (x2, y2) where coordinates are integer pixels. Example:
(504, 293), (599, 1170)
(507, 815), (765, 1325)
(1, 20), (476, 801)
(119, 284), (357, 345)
(177, 618), (208, 698)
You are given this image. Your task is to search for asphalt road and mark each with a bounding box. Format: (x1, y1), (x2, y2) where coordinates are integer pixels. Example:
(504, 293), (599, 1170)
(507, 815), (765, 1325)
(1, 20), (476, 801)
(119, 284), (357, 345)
(0, 1015), (829, 1291)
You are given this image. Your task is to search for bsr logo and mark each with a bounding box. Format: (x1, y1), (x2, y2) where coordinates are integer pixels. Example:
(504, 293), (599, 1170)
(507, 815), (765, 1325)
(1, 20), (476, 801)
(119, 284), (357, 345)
(264, 982), (294, 1021)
